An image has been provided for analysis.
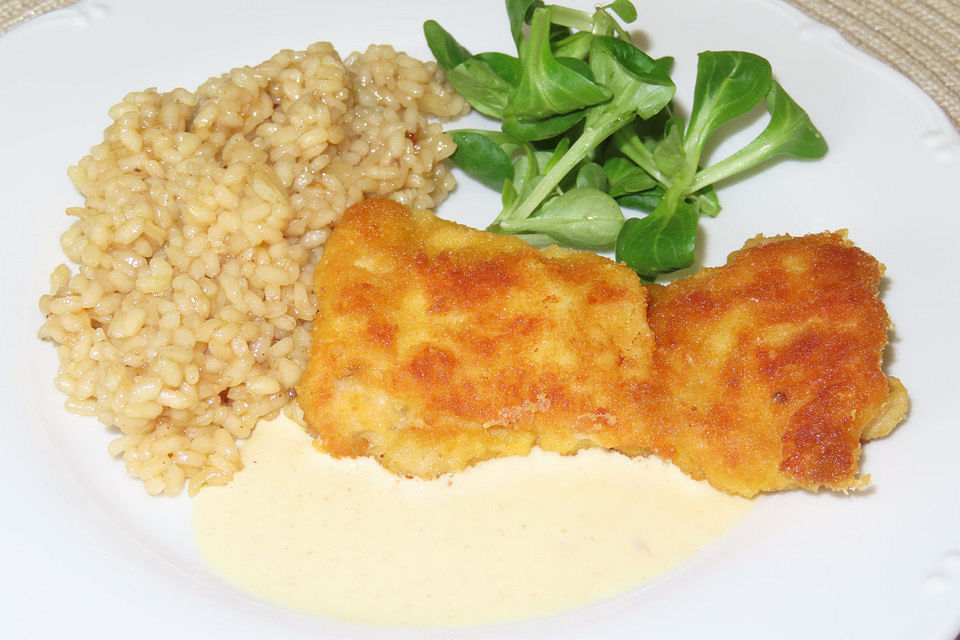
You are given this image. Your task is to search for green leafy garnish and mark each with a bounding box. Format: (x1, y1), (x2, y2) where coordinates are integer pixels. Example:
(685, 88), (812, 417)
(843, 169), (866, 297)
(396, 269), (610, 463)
(423, 20), (472, 69)
(501, 187), (624, 249)
(604, 157), (656, 197)
(424, 1), (827, 279)
(511, 8), (612, 119)
(447, 130), (516, 190)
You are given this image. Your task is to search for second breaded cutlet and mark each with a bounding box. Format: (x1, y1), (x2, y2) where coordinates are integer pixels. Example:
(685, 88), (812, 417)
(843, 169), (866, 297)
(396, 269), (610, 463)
(603, 232), (908, 495)
(296, 199), (908, 497)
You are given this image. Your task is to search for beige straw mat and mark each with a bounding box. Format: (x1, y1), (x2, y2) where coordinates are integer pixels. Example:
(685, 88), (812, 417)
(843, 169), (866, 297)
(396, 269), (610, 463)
(4, 0), (960, 130)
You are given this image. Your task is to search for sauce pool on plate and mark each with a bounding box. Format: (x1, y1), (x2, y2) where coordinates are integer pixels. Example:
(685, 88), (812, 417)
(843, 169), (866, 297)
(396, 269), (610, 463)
(194, 415), (753, 626)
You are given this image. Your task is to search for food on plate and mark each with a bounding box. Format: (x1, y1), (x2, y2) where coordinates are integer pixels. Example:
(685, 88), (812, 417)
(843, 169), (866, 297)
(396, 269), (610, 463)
(296, 198), (655, 478)
(426, 0), (827, 278)
(36, 0), (905, 502)
(296, 199), (907, 497)
(194, 414), (753, 627)
(37, 42), (468, 496)
(640, 232), (908, 496)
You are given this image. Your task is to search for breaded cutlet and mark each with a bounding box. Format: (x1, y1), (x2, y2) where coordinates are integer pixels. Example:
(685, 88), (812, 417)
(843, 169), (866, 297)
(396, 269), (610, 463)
(296, 198), (655, 478)
(598, 232), (909, 496)
(296, 199), (908, 496)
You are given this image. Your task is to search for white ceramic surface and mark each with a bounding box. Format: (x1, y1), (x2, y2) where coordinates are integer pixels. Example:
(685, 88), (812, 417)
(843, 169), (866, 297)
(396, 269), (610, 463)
(1, 0), (958, 638)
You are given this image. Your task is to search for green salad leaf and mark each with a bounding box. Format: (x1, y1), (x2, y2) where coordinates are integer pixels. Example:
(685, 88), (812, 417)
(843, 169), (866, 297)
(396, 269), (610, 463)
(511, 8), (612, 119)
(425, 1), (828, 278)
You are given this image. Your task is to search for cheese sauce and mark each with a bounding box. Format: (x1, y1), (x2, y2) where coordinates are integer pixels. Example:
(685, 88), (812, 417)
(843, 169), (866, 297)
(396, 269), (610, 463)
(194, 415), (752, 626)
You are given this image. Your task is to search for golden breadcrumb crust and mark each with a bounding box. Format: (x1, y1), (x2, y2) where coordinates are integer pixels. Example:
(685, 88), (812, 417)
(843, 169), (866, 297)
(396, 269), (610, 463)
(296, 199), (907, 496)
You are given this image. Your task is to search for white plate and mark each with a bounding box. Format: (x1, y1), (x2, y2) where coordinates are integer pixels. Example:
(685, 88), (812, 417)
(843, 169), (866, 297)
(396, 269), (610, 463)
(2, 0), (958, 638)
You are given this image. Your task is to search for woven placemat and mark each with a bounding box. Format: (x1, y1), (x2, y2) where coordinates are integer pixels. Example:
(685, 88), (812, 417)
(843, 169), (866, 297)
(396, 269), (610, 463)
(3, 0), (959, 129)
(0, 0), (74, 33)
(786, 0), (960, 128)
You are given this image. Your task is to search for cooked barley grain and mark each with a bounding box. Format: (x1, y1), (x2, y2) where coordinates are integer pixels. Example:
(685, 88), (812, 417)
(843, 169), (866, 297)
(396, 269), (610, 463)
(39, 42), (467, 496)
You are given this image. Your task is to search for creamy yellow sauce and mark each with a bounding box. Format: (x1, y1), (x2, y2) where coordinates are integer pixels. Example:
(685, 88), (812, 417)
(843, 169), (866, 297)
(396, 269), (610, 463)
(194, 415), (752, 627)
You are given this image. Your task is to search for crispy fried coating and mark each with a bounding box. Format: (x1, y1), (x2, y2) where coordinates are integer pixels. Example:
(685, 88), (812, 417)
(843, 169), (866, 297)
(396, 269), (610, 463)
(296, 199), (907, 496)
(296, 199), (655, 478)
(615, 233), (906, 495)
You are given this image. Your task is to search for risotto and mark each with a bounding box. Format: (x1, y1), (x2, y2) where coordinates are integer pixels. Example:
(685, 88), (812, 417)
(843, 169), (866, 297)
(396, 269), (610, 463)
(37, 42), (468, 496)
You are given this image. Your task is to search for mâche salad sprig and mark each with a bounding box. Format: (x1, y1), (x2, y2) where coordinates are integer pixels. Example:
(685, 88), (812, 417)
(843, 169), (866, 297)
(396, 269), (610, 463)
(424, 0), (827, 279)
